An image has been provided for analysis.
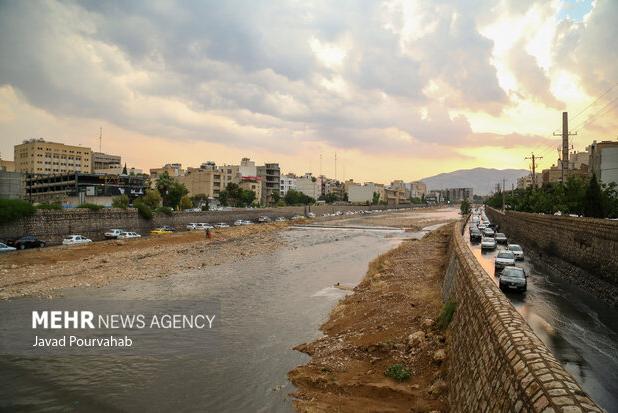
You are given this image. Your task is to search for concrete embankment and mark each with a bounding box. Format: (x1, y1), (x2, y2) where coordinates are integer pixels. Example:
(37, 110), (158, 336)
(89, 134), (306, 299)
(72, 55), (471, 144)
(486, 208), (618, 307)
(443, 219), (603, 412)
(0, 204), (411, 245)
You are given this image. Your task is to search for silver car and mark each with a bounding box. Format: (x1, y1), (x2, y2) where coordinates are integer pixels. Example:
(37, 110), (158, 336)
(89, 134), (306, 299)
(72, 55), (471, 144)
(481, 237), (497, 250)
(499, 266), (527, 292)
(507, 244), (524, 260)
(494, 250), (515, 273)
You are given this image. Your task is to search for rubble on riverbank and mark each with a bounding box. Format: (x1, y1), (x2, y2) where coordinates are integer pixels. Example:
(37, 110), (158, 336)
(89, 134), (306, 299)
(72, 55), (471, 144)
(288, 224), (454, 413)
(0, 223), (289, 299)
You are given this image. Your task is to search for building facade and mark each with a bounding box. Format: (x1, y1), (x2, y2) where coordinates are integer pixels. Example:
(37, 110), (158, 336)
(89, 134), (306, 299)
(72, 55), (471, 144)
(280, 174), (296, 196)
(294, 173), (321, 199)
(14, 139), (92, 175)
(257, 163), (280, 205)
(92, 152), (121, 171)
(589, 140), (618, 185)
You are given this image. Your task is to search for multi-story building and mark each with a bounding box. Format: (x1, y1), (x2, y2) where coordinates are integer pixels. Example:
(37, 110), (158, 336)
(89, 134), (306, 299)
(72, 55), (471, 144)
(280, 174), (296, 196)
(0, 159), (15, 172)
(14, 139), (92, 175)
(347, 183), (374, 203)
(239, 176), (262, 204)
(588, 140), (618, 185)
(95, 165), (143, 176)
(410, 181), (427, 199)
(150, 163), (184, 179)
(385, 187), (406, 206)
(257, 163), (280, 205)
(441, 187), (473, 202)
(176, 166), (217, 198)
(517, 174), (542, 189)
(92, 152), (121, 172)
(24, 172), (147, 206)
(294, 173), (321, 199)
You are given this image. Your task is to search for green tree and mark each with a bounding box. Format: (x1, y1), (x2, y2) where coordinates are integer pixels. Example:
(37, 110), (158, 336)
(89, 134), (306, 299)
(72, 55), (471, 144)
(155, 172), (188, 208)
(372, 192), (381, 205)
(460, 199), (471, 215)
(240, 190), (256, 206)
(112, 194), (129, 209)
(179, 195), (193, 210)
(583, 174), (604, 218)
(141, 189), (162, 209)
(285, 189), (315, 205)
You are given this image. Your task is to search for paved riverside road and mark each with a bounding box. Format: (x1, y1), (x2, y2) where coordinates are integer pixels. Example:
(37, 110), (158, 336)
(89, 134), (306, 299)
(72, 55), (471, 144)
(464, 221), (618, 411)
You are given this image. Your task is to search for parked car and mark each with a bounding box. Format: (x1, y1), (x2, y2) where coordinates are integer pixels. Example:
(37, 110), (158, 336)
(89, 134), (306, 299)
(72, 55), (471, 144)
(0, 242), (16, 253)
(499, 266), (527, 292)
(494, 250), (516, 273)
(233, 220), (253, 226)
(186, 223), (199, 230)
(470, 228), (482, 243)
(481, 237), (497, 250)
(117, 231), (141, 239)
(307, 212), (316, 218)
(482, 227), (495, 237)
(161, 226), (177, 232)
(104, 229), (126, 239)
(195, 223), (214, 230)
(495, 233), (508, 244)
(234, 220), (244, 226)
(150, 227), (173, 235)
(478, 223), (487, 230)
(257, 216), (272, 223)
(291, 215), (305, 220)
(507, 244), (524, 260)
(213, 222), (230, 228)
(6, 235), (46, 250)
(62, 235), (92, 245)
(275, 217), (287, 222)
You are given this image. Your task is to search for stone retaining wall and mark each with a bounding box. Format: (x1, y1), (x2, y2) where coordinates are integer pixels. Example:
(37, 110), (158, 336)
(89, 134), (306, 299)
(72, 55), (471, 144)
(486, 208), (618, 307)
(0, 204), (411, 245)
(443, 219), (603, 412)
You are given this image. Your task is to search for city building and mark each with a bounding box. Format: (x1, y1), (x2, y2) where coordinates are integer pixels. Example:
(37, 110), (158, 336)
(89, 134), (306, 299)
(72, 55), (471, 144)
(294, 173), (321, 199)
(149, 163), (184, 179)
(256, 163), (280, 205)
(95, 165), (143, 176)
(280, 174), (296, 196)
(588, 140), (618, 185)
(14, 138), (92, 174)
(517, 174), (542, 190)
(0, 171), (23, 199)
(24, 172), (147, 206)
(385, 187), (406, 206)
(92, 152), (121, 172)
(239, 157), (257, 177)
(0, 159), (15, 172)
(176, 166), (218, 198)
(239, 176), (262, 204)
(441, 187), (473, 202)
(347, 183), (374, 203)
(410, 181), (427, 199)
(425, 190), (443, 204)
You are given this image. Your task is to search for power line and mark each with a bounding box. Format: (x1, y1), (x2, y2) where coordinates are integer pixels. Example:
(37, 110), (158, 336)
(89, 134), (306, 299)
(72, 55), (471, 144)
(571, 94), (618, 132)
(570, 82), (618, 122)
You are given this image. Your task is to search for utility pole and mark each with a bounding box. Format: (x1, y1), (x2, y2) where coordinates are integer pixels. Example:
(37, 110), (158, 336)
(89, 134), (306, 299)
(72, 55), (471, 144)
(99, 127), (102, 153)
(553, 112), (577, 184)
(525, 153), (543, 188)
(502, 178), (506, 213)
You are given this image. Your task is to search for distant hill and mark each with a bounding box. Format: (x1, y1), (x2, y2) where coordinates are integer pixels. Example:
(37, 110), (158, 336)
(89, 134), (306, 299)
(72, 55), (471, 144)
(420, 167), (529, 196)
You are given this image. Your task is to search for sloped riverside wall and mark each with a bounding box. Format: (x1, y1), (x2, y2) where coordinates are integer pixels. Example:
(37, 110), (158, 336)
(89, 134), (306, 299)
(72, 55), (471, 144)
(486, 208), (618, 307)
(0, 204), (411, 245)
(442, 220), (603, 412)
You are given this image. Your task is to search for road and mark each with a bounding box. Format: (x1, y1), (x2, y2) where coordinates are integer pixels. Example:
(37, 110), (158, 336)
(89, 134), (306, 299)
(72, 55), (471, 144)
(464, 217), (618, 411)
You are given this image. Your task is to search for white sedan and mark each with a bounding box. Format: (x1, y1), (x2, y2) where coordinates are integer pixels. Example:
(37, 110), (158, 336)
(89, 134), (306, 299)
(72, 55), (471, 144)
(62, 235), (92, 245)
(481, 237), (497, 250)
(117, 231), (141, 239)
(214, 223), (230, 228)
(0, 242), (16, 253)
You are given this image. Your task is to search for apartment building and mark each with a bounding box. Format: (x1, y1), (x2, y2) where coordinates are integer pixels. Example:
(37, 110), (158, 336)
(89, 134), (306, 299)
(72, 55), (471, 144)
(239, 176), (262, 204)
(517, 174), (542, 189)
(280, 174), (296, 196)
(589, 140), (618, 185)
(294, 173), (321, 199)
(14, 139), (92, 174)
(257, 163), (280, 205)
(0, 160), (15, 172)
(92, 152), (121, 171)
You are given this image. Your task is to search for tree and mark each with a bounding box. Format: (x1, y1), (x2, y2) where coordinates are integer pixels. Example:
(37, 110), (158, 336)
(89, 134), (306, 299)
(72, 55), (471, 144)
(583, 174), (604, 218)
(285, 189), (315, 205)
(141, 189), (162, 209)
(460, 199), (471, 215)
(112, 194), (129, 209)
(372, 192), (380, 205)
(179, 195), (193, 210)
(155, 172), (188, 208)
(240, 190), (256, 206)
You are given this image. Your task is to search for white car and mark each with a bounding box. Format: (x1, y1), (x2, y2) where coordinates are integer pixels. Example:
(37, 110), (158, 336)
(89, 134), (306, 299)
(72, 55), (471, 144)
(291, 215), (304, 220)
(307, 212), (316, 218)
(507, 244), (524, 260)
(275, 217), (287, 222)
(482, 227), (495, 237)
(234, 220), (253, 226)
(494, 250), (516, 273)
(104, 229), (125, 239)
(62, 235), (92, 245)
(481, 237), (497, 250)
(195, 223), (214, 230)
(117, 231), (141, 239)
(186, 223), (198, 230)
(0, 242), (16, 253)
(214, 222), (230, 228)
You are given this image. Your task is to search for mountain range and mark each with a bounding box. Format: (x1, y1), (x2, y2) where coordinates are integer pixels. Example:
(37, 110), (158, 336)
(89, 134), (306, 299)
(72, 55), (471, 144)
(420, 167), (529, 196)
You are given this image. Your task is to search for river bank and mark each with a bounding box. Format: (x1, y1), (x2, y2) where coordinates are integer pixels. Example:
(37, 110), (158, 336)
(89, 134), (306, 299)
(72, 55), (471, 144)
(288, 224), (453, 413)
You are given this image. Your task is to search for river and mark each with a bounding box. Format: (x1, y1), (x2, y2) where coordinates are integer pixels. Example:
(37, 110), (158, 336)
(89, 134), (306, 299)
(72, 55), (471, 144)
(0, 209), (456, 412)
(465, 217), (618, 411)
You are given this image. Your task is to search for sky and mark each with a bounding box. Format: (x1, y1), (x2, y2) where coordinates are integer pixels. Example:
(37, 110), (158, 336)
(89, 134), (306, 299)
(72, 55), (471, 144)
(0, 0), (617, 183)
